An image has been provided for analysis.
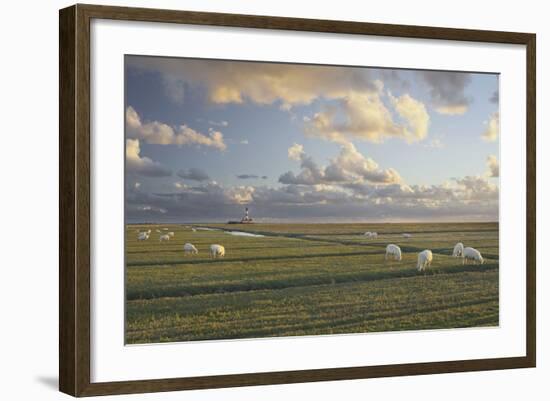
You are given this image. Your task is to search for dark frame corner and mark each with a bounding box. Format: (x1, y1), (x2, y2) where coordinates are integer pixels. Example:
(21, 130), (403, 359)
(59, 3), (536, 397)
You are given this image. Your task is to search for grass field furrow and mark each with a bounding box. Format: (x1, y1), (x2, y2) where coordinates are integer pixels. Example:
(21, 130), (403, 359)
(330, 301), (499, 335)
(126, 261), (497, 301)
(126, 222), (499, 343)
(126, 270), (498, 343)
(127, 291), (497, 339)
(127, 276), (496, 323)
(126, 249), (385, 267)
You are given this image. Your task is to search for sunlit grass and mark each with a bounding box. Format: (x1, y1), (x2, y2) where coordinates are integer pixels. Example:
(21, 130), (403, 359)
(126, 222), (499, 344)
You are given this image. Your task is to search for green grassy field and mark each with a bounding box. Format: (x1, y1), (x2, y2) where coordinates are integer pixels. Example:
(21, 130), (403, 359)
(125, 222), (499, 344)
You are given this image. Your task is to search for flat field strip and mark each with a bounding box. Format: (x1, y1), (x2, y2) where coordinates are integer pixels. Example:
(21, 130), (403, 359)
(126, 223), (499, 344)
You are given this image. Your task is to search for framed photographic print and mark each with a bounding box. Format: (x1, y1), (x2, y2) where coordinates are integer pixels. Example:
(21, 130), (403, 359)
(59, 4), (536, 397)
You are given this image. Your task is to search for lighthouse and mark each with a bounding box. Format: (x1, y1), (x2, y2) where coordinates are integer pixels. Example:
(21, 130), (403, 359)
(227, 207), (254, 224)
(241, 207), (253, 223)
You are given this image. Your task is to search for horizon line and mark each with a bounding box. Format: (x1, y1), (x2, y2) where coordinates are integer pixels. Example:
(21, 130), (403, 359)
(126, 220), (499, 225)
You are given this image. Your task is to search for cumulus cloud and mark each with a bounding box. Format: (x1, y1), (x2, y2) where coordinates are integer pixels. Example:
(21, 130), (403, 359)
(126, 139), (172, 177)
(482, 112), (499, 142)
(180, 127), (226, 150)
(126, 181), (260, 222)
(225, 186), (255, 204)
(325, 143), (402, 184)
(453, 175), (499, 201)
(129, 57), (434, 144)
(257, 184), (352, 207)
(279, 154), (325, 185)
(177, 168), (210, 182)
(125, 134), (498, 223)
(349, 175), (498, 208)
(419, 71), (472, 115)
(486, 155), (499, 178)
(280, 143), (402, 186)
(124, 57), (500, 223)
(304, 91), (429, 144)
(126, 56), (379, 109)
(127, 174), (499, 223)
(126, 106), (227, 151)
(128, 57), (435, 145)
(389, 93), (430, 141)
(288, 143), (305, 161)
(126, 106), (175, 144)
(279, 144), (326, 185)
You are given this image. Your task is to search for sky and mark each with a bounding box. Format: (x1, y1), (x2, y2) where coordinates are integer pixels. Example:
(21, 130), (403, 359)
(125, 55), (500, 223)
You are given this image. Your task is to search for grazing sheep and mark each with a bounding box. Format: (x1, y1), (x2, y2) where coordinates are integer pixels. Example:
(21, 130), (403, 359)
(168, 232), (175, 237)
(364, 231), (378, 239)
(162, 228), (169, 231)
(385, 244), (402, 261)
(155, 229), (161, 233)
(192, 228), (197, 232)
(402, 233), (412, 238)
(210, 244), (225, 258)
(452, 242), (464, 258)
(159, 234), (171, 242)
(463, 247), (484, 264)
(184, 243), (198, 255)
(417, 250), (433, 271)
(137, 231), (149, 241)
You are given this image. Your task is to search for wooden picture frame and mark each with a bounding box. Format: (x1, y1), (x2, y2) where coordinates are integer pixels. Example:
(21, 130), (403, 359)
(59, 3), (536, 397)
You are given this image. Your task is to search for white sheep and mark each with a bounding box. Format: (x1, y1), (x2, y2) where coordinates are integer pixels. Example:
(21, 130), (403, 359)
(184, 243), (198, 255)
(417, 250), (433, 271)
(402, 233), (412, 238)
(159, 234), (171, 242)
(364, 231), (378, 239)
(168, 232), (175, 237)
(463, 247), (484, 264)
(192, 228), (197, 232)
(210, 244), (225, 258)
(162, 228), (169, 231)
(155, 229), (161, 233)
(452, 242), (464, 258)
(385, 244), (402, 261)
(137, 231), (149, 241)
